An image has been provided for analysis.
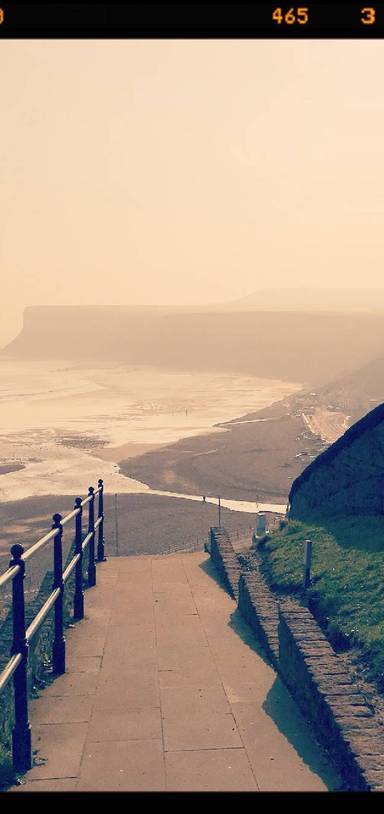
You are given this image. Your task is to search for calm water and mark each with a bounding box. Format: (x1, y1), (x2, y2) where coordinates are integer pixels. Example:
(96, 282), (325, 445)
(0, 360), (299, 508)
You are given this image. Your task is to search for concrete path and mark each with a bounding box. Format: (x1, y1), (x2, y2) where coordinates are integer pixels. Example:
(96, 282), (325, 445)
(11, 552), (340, 792)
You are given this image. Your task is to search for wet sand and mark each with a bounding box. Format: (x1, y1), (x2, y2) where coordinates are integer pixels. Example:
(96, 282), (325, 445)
(116, 380), (355, 505)
(93, 442), (165, 462)
(0, 463), (25, 476)
(118, 400), (328, 504)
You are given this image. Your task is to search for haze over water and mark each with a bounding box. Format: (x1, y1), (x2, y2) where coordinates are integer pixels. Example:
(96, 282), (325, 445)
(0, 360), (299, 504)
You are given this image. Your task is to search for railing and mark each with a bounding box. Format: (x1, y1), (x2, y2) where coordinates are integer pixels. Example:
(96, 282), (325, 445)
(0, 479), (106, 773)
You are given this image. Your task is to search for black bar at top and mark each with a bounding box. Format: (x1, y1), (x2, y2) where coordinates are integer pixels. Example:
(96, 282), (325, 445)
(1, 3), (384, 38)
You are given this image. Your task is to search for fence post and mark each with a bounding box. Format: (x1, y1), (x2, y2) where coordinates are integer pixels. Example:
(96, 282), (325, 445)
(73, 497), (84, 620)
(97, 478), (106, 562)
(87, 486), (96, 587)
(52, 513), (65, 675)
(10, 543), (32, 772)
(303, 539), (312, 589)
(255, 513), (267, 537)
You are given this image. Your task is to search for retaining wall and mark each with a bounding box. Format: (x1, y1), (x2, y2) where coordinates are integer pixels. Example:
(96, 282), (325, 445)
(207, 526), (384, 791)
(208, 527), (240, 600)
(238, 571), (279, 667)
(279, 601), (384, 791)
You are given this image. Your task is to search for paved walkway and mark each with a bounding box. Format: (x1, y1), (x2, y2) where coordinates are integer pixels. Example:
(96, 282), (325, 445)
(12, 552), (340, 792)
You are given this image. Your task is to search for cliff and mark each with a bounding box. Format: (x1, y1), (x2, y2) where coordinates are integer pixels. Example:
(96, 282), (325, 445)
(318, 357), (384, 421)
(4, 306), (384, 386)
(289, 402), (384, 518)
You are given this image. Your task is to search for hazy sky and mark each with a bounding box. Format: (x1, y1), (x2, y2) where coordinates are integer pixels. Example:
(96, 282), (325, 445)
(1, 39), (384, 344)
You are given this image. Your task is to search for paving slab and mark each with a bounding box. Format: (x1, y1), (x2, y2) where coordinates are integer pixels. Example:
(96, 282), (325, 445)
(87, 706), (162, 742)
(94, 670), (159, 710)
(163, 710), (242, 751)
(43, 672), (99, 697)
(77, 739), (165, 791)
(30, 696), (93, 725)
(65, 656), (102, 674)
(231, 700), (338, 792)
(26, 722), (88, 780)
(158, 663), (222, 689)
(67, 634), (107, 658)
(11, 778), (78, 792)
(8, 552), (340, 792)
(165, 747), (258, 791)
(160, 683), (231, 717)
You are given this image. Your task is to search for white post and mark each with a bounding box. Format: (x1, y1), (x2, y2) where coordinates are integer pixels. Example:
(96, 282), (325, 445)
(256, 513), (267, 537)
(303, 539), (312, 588)
(114, 493), (119, 556)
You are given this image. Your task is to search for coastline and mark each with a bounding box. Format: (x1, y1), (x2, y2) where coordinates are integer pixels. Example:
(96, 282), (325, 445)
(0, 379), (353, 571)
(118, 393), (336, 504)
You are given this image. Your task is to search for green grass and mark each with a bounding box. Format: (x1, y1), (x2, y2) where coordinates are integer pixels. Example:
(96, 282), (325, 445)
(258, 516), (384, 690)
(0, 744), (16, 789)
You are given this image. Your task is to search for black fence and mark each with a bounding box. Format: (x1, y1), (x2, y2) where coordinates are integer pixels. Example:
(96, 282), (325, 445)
(0, 479), (106, 772)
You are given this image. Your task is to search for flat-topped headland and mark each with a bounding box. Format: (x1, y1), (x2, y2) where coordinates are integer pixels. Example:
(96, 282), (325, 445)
(5, 305), (384, 385)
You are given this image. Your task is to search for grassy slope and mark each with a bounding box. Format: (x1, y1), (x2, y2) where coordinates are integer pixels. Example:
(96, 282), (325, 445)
(258, 517), (384, 690)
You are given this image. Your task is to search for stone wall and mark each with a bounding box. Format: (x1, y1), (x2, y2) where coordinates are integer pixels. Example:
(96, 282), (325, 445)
(208, 527), (241, 600)
(208, 527), (384, 791)
(289, 402), (384, 518)
(279, 601), (384, 791)
(238, 572), (279, 667)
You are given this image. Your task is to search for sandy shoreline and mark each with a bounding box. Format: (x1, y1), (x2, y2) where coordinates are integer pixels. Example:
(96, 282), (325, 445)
(117, 397), (326, 504)
(0, 383), (351, 576)
(92, 441), (165, 462)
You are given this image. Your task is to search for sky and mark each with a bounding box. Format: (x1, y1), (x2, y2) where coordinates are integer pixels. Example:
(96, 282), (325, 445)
(1, 39), (384, 345)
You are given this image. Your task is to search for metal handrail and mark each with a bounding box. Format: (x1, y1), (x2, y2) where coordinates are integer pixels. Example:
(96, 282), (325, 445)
(25, 588), (61, 643)
(0, 564), (21, 590)
(0, 654), (22, 694)
(0, 478), (106, 773)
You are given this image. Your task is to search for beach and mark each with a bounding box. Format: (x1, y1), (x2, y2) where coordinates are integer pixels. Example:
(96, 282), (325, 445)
(0, 361), (304, 592)
(0, 364), (353, 624)
(0, 360), (300, 502)
(0, 360), (352, 573)
(118, 394), (334, 504)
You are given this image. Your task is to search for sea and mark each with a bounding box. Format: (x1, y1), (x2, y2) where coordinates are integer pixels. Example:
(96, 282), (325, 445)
(0, 360), (300, 511)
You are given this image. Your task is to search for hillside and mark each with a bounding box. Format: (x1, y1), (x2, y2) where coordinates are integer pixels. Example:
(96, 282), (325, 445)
(4, 306), (384, 386)
(231, 288), (384, 312)
(289, 402), (384, 518)
(319, 357), (384, 421)
(256, 517), (384, 692)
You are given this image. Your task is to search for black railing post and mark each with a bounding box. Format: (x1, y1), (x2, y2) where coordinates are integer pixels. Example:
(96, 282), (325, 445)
(97, 478), (106, 562)
(87, 486), (96, 587)
(52, 513), (65, 675)
(10, 543), (32, 772)
(73, 497), (84, 620)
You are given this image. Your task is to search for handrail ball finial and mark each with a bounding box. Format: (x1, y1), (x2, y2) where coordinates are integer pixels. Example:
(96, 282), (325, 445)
(52, 513), (63, 529)
(10, 543), (24, 563)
